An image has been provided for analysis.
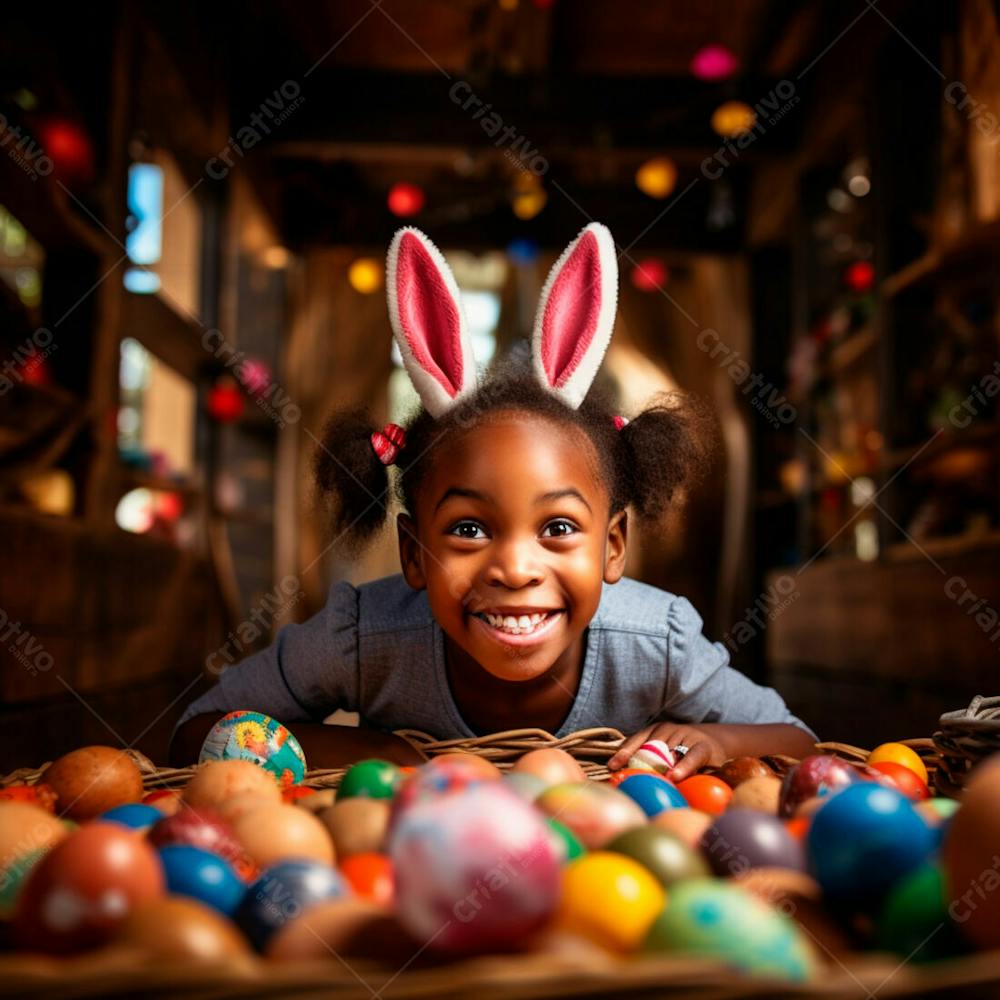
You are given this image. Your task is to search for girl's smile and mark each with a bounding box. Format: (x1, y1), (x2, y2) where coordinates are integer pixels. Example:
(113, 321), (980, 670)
(397, 410), (627, 688)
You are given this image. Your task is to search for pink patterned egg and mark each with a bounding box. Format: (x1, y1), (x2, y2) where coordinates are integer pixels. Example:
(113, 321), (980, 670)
(389, 782), (560, 953)
(390, 759), (489, 827)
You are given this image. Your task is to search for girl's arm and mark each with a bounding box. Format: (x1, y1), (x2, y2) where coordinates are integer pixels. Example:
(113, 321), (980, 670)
(169, 713), (429, 769)
(608, 721), (816, 781)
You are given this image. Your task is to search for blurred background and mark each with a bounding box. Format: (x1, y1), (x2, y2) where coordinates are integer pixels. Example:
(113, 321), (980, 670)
(1, 0), (999, 769)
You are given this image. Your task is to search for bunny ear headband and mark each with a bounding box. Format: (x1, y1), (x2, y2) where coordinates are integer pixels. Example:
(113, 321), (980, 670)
(374, 222), (622, 464)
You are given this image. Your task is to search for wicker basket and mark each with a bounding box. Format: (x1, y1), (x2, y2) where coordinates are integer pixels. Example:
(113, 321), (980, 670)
(933, 695), (1000, 796)
(0, 727), (992, 999)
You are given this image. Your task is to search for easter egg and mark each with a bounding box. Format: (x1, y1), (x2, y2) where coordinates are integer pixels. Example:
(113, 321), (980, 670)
(503, 771), (547, 802)
(114, 896), (251, 960)
(606, 825), (710, 887)
(512, 748), (587, 786)
(618, 773), (687, 818)
(556, 851), (664, 952)
(337, 759), (403, 801)
(869, 761), (930, 800)
(778, 754), (862, 818)
(15, 823), (165, 953)
(428, 753), (502, 780)
(715, 756), (776, 788)
(643, 879), (815, 980)
(266, 897), (422, 964)
(390, 783), (559, 953)
(157, 844), (246, 916)
(148, 804), (254, 880)
(100, 803), (163, 830)
(868, 743), (929, 786)
(731, 775), (782, 813)
(232, 803), (334, 868)
(627, 739), (677, 774)
(199, 711), (307, 786)
(391, 760), (488, 820)
(339, 852), (394, 906)
(235, 860), (351, 951)
(941, 755), (1000, 950)
(183, 759), (282, 810)
(536, 782), (646, 849)
(652, 808), (714, 849)
(320, 798), (390, 858)
(0, 783), (57, 812)
(0, 803), (67, 918)
(608, 767), (673, 789)
(676, 775), (733, 815)
(547, 817), (585, 863)
(142, 789), (183, 814)
(701, 808), (807, 876)
(808, 782), (934, 905)
(876, 862), (965, 961)
(42, 746), (144, 821)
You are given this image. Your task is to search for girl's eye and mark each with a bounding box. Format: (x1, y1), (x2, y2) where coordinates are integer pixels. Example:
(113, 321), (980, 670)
(541, 519), (578, 538)
(448, 520), (487, 540)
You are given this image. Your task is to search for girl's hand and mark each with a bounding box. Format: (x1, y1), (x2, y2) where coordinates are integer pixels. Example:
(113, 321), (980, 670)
(607, 723), (727, 782)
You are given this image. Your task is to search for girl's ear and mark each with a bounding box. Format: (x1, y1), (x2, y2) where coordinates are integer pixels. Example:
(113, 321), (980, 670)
(387, 227), (477, 418)
(397, 513), (426, 590)
(532, 222), (618, 409)
(604, 509), (628, 583)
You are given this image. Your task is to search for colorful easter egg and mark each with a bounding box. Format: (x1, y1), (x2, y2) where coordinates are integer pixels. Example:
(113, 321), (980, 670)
(627, 739), (677, 774)
(867, 743), (929, 786)
(337, 759), (403, 801)
(875, 862), (966, 962)
(701, 808), (807, 876)
(199, 711), (306, 787)
(676, 775), (733, 815)
(339, 852), (394, 906)
(157, 844), (246, 916)
(100, 803), (163, 830)
(779, 754), (863, 818)
(643, 879), (815, 980)
(390, 782), (560, 953)
(536, 782), (646, 848)
(618, 773), (687, 818)
(606, 826), (709, 887)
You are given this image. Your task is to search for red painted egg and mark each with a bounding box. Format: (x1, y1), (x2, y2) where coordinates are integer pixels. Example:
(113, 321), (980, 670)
(15, 823), (164, 953)
(148, 804), (255, 880)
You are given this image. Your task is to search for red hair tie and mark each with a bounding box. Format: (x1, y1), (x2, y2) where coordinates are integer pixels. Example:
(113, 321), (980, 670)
(370, 423), (406, 465)
(613, 415), (629, 431)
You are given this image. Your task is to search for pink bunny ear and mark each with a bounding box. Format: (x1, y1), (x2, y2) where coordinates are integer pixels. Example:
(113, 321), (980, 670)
(386, 227), (477, 418)
(532, 222), (618, 409)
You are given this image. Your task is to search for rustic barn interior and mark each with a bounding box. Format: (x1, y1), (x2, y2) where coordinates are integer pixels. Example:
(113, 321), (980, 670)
(1, 0), (999, 771)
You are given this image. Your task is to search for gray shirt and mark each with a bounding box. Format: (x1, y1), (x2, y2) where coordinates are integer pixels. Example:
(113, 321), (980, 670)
(177, 574), (816, 741)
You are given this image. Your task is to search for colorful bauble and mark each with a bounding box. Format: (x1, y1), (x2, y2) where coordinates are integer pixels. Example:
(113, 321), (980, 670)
(618, 773), (687, 818)
(235, 860), (350, 951)
(556, 851), (664, 952)
(808, 783), (934, 905)
(643, 880), (815, 981)
(157, 844), (246, 916)
(199, 711), (306, 787)
(390, 783), (559, 954)
(337, 759), (403, 801)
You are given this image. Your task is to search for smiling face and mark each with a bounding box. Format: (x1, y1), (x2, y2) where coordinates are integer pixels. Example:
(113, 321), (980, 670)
(397, 409), (627, 683)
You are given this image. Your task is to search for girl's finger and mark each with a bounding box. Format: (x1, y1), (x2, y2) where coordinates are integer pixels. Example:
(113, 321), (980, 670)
(666, 742), (710, 782)
(607, 727), (655, 770)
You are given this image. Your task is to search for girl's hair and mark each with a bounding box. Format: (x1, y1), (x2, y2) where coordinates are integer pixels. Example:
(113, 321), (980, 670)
(314, 360), (715, 554)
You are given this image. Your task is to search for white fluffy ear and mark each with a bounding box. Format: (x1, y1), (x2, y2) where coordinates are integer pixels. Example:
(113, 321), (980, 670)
(386, 227), (477, 418)
(531, 222), (618, 409)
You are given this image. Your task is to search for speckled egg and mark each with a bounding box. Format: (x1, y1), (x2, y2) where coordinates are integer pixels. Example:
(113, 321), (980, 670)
(390, 782), (560, 954)
(643, 879), (816, 980)
(42, 746), (144, 821)
(199, 711), (307, 787)
(183, 759), (282, 811)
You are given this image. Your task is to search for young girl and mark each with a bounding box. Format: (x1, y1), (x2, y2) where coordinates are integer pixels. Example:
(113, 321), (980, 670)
(171, 223), (816, 778)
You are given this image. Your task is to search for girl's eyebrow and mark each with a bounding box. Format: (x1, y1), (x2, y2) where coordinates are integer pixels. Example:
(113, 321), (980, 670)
(434, 486), (592, 513)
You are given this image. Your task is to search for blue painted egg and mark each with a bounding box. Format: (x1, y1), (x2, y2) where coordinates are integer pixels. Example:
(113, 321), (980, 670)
(157, 844), (246, 916)
(235, 860), (350, 951)
(807, 783), (934, 905)
(199, 711), (307, 787)
(99, 803), (163, 830)
(619, 773), (687, 817)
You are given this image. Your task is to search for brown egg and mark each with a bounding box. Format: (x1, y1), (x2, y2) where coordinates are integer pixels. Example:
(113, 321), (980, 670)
(42, 746), (144, 821)
(319, 798), (390, 858)
(428, 753), (502, 780)
(216, 791), (283, 824)
(183, 760), (281, 810)
(0, 803), (68, 917)
(513, 748), (587, 787)
(232, 803), (333, 867)
(731, 775), (782, 814)
(651, 808), (714, 849)
(115, 897), (251, 960)
(715, 756), (775, 789)
(266, 897), (425, 965)
(942, 754), (1000, 950)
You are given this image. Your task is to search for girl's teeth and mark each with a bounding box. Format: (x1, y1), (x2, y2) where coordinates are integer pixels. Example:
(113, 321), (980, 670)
(478, 611), (553, 634)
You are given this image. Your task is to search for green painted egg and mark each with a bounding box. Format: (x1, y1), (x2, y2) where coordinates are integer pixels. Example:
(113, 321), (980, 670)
(338, 759), (403, 801)
(547, 817), (585, 863)
(606, 826), (709, 887)
(875, 862), (966, 961)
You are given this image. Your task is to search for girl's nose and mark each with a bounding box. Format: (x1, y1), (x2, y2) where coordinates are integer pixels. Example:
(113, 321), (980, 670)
(485, 538), (543, 589)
